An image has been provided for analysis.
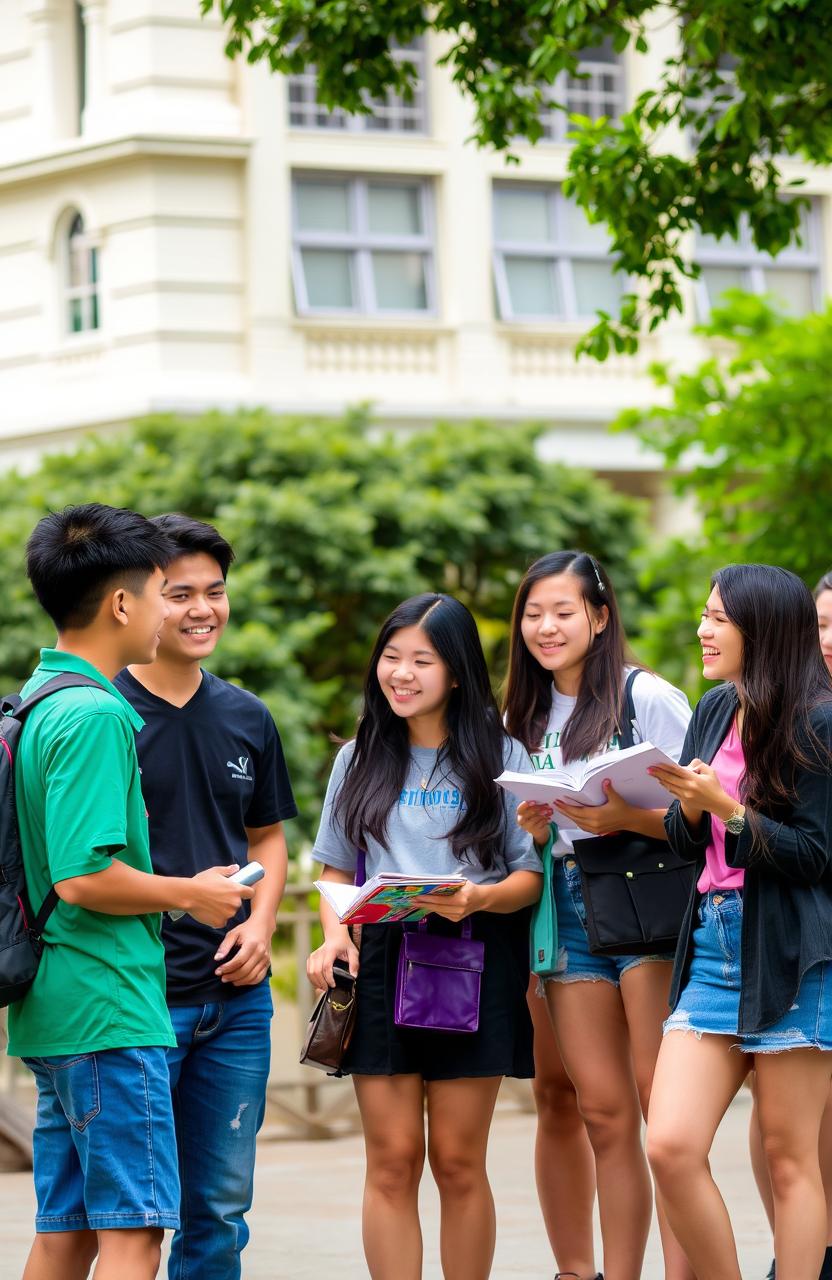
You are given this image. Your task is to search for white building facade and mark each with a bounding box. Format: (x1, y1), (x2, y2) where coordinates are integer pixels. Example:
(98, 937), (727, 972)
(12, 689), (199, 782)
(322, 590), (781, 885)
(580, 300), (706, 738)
(1, 0), (830, 505)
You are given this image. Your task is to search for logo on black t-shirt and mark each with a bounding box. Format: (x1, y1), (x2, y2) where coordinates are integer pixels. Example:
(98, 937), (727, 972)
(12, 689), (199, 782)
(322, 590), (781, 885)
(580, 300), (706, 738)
(226, 756), (252, 781)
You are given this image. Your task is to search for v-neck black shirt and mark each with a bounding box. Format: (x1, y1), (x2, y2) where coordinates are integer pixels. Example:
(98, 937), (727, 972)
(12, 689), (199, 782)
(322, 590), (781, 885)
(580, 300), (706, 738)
(115, 668), (297, 1005)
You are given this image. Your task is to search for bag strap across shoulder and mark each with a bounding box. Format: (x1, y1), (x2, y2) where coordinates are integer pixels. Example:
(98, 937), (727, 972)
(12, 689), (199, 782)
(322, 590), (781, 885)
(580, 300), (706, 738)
(6, 672), (108, 721)
(619, 668), (642, 751)
(3, 672), (109, 940)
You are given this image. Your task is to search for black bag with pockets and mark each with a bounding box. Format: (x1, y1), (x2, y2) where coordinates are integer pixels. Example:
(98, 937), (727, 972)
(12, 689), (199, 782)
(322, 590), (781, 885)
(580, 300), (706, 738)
(0, 673), (106, 1006)
(571, 669), (697, 956)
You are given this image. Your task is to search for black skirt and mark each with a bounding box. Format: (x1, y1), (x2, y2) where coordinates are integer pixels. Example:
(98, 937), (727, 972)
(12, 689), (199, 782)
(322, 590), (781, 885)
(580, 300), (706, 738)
(342, 909), (534, 1081)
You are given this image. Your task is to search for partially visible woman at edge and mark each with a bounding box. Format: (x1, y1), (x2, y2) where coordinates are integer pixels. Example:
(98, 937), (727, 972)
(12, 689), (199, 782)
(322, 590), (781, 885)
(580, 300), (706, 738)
(307, 593), (543, 1280)
(504, 550), (695, 1280)
(647, 564), (832, 1280)
(747, 570), (832, 1280)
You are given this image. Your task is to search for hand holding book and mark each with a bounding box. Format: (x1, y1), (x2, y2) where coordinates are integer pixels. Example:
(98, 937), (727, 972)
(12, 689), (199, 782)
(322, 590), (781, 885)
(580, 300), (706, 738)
(497, 742), (678, 811)
(315, 873), (466, 925)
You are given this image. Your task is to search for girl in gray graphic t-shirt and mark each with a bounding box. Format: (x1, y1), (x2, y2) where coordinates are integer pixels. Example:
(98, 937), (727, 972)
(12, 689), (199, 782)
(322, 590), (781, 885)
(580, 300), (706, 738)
(307, 592), (542, 1280)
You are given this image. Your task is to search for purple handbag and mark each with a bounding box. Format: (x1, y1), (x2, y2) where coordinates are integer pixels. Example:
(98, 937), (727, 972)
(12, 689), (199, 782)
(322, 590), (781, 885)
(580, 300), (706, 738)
(394, 917), (485, 1034)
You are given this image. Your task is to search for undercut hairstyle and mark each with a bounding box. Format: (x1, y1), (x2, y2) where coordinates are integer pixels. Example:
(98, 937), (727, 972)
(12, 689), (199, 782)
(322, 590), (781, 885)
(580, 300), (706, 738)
(26, 503), (175, 631)
(150, 513), (235, 579)
(503, 550), (639, 763)
(814, 570), (832, 599)
(335, 593), (510, 871)
(712, 564), (832, 848)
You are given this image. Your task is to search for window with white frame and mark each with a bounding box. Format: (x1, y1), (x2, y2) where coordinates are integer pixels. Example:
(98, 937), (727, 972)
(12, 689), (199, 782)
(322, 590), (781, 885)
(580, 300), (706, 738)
(493, 184), (623, 321)
(292, 176), (436, 316)
(287, 39), (428, 134)
(538, 40), (625, 143)
(64, 211), (100, 334)
(696, 201), (823, 317)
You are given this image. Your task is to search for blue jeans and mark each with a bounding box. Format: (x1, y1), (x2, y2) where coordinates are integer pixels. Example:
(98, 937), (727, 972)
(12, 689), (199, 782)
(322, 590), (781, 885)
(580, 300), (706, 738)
(166, 981), (273, 1280)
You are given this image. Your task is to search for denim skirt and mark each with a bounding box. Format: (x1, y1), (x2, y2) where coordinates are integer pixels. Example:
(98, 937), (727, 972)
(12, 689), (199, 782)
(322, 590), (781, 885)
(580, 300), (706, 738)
(664, 889), (832, 1052)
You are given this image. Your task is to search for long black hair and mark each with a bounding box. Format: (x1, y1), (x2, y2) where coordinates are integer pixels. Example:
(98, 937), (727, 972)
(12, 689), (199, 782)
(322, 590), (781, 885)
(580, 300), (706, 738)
(713, 564), (832, 830)
(503, 550), (638, 763)
(335, 593), (508, 870)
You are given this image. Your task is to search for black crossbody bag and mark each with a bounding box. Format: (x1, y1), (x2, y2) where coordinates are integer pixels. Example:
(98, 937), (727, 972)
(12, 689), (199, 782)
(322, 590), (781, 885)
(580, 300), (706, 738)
(571, 670), (696, 956)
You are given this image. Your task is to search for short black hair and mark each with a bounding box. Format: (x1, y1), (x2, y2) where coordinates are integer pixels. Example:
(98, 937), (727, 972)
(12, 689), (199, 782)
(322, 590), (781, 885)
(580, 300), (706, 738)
(26, 503), (176, 630)
(150, 513), (235, 579)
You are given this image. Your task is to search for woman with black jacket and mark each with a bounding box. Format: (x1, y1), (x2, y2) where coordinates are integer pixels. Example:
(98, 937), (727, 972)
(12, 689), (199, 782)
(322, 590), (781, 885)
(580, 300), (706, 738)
(646, 564), (832, 1280)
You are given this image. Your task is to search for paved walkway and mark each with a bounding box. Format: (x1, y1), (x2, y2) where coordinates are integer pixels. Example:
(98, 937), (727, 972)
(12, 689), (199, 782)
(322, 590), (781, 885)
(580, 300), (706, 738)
(0, 1090), (772, 1278)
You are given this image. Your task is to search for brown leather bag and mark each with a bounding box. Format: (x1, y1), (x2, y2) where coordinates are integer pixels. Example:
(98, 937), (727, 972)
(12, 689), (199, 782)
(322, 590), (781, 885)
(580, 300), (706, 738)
(299, 961), (358, 1073)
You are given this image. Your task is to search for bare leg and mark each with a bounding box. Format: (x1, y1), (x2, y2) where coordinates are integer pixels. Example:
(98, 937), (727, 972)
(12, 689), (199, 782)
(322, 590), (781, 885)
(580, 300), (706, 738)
(620, 961), (697, 1280)
(22, 1231), (98, 1280)
(820, 1085), (832, 1248)
(548, 978), (652, 1280)
(426, 1076), (503, 1280)
(751, 1074), (832, 1258)
(647, 1030), (749, 1280)
(756, 1049), (832, 1279)
(93, 1229), (164, 1280)
(528, 976), (597, 1277)
(353, 1074), (426, 1280)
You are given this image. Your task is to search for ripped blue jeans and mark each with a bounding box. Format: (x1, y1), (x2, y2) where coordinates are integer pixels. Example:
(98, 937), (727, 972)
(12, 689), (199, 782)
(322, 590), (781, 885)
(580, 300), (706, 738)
(166, 980), (273, 1280)
(665, 889), (832, 1052)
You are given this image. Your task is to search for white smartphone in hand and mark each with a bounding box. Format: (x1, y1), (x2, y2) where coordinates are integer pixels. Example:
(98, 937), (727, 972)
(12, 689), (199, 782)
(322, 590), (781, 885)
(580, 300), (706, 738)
(168, 861), (266, 922)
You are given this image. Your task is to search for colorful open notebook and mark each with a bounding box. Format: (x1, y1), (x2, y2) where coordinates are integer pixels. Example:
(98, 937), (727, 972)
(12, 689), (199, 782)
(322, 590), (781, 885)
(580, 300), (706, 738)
(315, 873), (466, 925)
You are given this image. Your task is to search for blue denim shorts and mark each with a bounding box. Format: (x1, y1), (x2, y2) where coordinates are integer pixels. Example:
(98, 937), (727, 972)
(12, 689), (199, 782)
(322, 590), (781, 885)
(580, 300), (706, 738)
(23, 1045), (180, 1233)
(539, 855), (674, 988)
(665, 889), (832, 1052)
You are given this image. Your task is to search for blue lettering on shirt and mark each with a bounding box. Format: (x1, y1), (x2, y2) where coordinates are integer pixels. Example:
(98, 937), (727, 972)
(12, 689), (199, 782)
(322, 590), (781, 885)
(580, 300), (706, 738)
(398, 787), (464, 810)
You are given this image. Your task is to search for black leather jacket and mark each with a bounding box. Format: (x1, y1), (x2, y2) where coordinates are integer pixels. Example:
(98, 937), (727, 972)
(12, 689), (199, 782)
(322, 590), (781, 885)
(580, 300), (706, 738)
(666, 683), (832, 1034)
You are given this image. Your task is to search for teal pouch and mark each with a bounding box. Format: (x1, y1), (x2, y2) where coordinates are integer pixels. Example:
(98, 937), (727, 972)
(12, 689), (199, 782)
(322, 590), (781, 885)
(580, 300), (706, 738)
(530, 826), (558, 976)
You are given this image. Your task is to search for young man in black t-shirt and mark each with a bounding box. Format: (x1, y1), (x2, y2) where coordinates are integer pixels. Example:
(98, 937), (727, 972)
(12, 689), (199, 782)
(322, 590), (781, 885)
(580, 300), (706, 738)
(115, 514), (297, 1280)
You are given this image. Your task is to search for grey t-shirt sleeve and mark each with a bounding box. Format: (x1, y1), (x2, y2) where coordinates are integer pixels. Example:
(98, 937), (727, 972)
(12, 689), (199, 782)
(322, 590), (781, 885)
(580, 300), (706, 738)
(312, 742), (359, 875)
(630, 672), (692, 763)
(500, 737), (543, 874)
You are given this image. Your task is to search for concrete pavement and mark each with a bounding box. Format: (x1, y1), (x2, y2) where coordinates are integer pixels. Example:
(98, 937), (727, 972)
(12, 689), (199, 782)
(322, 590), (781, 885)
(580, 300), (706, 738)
(0, 1089), (773, 1278)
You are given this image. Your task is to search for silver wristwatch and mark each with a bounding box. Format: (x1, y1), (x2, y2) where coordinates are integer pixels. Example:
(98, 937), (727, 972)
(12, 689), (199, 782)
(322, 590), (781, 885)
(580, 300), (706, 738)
(724, 806), (746, 835)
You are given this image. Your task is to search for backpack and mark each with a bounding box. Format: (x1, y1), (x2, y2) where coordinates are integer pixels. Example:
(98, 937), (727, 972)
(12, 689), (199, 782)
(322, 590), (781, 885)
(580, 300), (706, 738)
(0, 673), (107, 1007)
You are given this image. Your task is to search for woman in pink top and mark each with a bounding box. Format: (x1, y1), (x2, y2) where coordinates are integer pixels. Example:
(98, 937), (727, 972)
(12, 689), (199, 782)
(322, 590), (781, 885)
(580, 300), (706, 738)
(645, 564), (832, 1280)
(747, 573), (832, 1280)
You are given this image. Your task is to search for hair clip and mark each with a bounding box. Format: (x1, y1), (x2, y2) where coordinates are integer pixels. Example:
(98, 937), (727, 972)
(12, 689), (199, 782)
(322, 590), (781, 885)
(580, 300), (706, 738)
(588, 556), (606, 594)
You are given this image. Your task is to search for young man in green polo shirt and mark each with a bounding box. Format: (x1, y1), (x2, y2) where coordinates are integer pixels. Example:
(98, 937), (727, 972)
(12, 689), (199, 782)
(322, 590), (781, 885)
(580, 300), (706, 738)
(10, 504), (255, 1280)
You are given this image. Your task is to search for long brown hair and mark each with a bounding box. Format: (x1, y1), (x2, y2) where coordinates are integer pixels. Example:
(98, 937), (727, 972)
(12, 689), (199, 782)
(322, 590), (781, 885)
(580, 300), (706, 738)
(714, 565), (832, 834)
(503, 550), (638, 763)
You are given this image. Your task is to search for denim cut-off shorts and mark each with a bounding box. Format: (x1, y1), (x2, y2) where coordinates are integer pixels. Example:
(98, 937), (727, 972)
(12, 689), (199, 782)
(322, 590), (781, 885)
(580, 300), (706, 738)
(538, 855), (674, 990)
(23, 1045), (180, 1233)
(664, 889), (832, 1052)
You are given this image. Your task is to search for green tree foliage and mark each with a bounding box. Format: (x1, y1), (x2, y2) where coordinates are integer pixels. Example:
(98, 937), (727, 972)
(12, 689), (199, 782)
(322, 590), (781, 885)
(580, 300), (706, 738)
(618, 295), (832, 691)
(202, 0), (832, 356)
(0, 410), (644, 840)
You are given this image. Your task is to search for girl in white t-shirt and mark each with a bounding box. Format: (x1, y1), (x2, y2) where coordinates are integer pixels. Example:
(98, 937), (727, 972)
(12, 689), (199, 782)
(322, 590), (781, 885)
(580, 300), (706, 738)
(503, 550), (693, 1280)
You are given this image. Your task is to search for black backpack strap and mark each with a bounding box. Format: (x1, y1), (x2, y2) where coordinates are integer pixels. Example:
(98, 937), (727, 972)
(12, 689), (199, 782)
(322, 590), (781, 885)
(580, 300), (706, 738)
(619, 668), (642, 750)
(11, 673), (108, 722)
(32, 887), (59, 938)
(5, 673), (108, 938)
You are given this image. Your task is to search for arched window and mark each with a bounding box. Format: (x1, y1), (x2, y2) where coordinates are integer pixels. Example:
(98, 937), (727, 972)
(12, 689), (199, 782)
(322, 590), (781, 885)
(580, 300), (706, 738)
(65, 211), (100, 334)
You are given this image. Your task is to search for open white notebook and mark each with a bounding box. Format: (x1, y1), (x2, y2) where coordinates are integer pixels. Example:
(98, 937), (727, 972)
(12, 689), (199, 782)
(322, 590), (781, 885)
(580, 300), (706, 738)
(495, 741), (677, 810)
